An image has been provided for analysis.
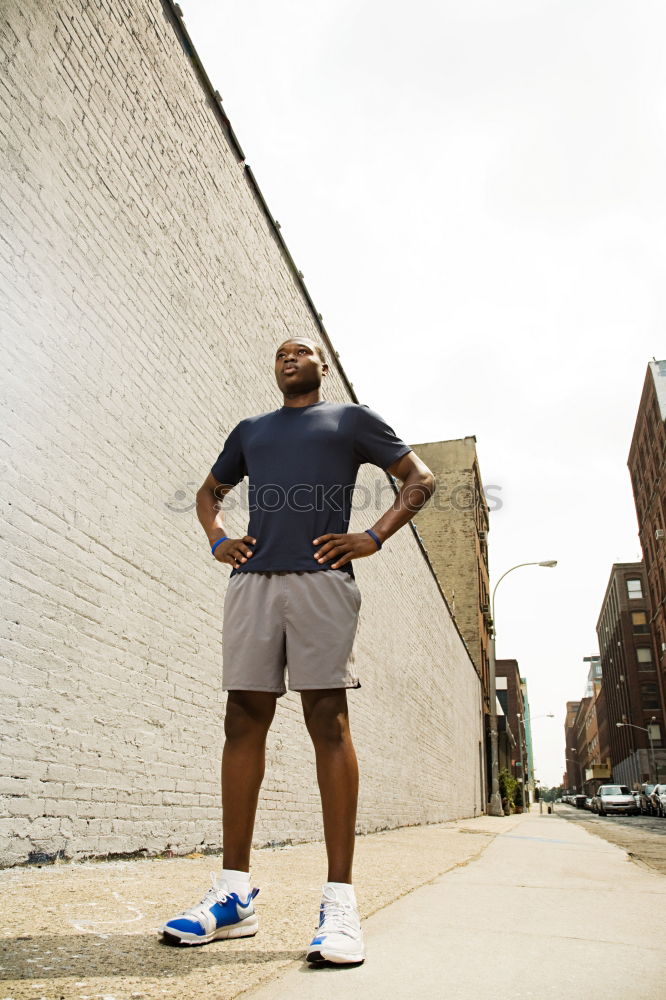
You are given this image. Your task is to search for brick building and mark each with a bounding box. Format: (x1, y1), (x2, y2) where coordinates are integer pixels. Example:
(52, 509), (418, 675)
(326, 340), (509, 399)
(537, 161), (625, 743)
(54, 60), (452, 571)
(410, 437), (491, 801)
(564, 700), (581, 791)
(571, 696), (592, 794)
(410, 438), (491, 696)
(578, 657), (611, 791)
(521, 677), (536, 801)
(0, 1), (484, 865)
(594, 681), (611, 780)
(578, 689), (611, 795)
(565, 656), (631, 794)
(495, 659), (528, 802)
(596, 563), (666, 785)
(628, 359), (666, 725)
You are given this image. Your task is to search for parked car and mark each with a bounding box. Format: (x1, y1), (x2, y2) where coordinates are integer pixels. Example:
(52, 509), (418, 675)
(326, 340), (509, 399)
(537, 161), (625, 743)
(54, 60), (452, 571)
(631, 790), (641, 812)
(595, 784), (638, 816)
(639, 783), (656, 815)
(574, 794), (587, 809)
(585, 796), (594, 811)
(648, 784), (666, 817)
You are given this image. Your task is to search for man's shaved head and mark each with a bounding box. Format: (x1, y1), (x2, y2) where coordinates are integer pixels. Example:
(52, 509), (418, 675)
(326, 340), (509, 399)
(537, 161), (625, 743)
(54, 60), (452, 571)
(274, 339), (329, 402)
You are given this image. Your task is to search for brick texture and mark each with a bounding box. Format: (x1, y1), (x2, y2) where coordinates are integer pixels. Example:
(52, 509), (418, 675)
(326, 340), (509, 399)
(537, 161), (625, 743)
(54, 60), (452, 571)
(411, 438), (491, 703)
(0, 0), (483, 866)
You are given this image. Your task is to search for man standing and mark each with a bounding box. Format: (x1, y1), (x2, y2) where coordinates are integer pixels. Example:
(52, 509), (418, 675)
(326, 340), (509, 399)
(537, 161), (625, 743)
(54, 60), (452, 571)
(161, 338), (435, 964)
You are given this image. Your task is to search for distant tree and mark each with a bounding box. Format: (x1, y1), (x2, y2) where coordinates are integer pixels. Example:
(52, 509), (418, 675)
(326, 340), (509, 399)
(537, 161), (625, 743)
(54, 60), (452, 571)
(538, 785), (563, 802)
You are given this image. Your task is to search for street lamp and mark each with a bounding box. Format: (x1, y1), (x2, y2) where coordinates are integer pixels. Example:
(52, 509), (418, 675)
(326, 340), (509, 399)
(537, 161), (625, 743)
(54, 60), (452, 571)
(517, 712), (554, 810)
(616, 719), (657, 783)
(487, 560), (558, 816)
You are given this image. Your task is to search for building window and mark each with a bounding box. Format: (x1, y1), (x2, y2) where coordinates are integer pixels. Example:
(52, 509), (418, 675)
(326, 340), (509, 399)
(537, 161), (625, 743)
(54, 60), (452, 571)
(631, 611), (649, 634)
(640, 683), (660, 710)
(626, 579), (643, 599)
(636, 647), (654, 669)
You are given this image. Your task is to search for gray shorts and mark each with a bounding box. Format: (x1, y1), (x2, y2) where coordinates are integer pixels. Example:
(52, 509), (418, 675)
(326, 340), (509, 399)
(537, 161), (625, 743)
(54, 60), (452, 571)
(222, 570), (362, 696)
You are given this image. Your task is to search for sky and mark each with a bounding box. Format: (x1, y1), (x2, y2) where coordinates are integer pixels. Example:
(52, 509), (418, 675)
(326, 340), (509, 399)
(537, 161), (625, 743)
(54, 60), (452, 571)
(180, 0), (666, 786)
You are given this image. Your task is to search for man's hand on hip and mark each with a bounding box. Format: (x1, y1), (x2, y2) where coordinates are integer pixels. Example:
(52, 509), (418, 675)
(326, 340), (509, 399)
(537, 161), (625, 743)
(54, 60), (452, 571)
(312, 532), (379, 570)
(213, 536), (256, 569)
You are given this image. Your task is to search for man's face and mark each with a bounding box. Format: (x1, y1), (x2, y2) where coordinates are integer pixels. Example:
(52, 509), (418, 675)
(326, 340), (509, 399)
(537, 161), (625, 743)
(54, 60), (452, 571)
(274, 339), (327, 395)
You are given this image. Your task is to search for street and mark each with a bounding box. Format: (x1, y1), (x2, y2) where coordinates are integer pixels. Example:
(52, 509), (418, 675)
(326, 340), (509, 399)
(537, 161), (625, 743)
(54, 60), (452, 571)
(558, 802), (666, 875)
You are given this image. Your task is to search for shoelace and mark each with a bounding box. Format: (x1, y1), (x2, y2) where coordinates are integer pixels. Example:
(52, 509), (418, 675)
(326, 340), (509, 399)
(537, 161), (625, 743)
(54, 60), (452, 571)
(179, 871), (231, 919)
(318, 889), (358, 937)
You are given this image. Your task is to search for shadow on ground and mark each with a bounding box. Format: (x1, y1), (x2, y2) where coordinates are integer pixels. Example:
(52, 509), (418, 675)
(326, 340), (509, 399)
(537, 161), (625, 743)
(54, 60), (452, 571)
(1, 934), (302, 982)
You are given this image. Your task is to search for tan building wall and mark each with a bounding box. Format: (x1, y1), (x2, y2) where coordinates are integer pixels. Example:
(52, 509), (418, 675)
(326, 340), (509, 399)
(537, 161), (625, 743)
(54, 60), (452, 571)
(410, 438), (491, 706)
(0, 0), (484, 866)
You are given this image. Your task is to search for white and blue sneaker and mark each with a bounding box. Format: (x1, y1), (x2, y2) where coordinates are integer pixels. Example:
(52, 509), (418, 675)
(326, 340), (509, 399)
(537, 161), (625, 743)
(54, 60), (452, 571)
(160, 872), (259, 946)
(306, 884), (365, 965)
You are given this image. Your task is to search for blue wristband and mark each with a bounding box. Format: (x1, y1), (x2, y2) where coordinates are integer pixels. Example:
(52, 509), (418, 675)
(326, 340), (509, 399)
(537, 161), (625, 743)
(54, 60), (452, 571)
(365, 529), (382, 551)
(211, 536), (228, 556)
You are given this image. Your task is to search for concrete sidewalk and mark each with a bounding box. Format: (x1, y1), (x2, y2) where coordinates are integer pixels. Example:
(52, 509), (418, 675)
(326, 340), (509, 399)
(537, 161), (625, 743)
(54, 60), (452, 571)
(248, 810), (665, 1000)
(3, 811), (663, 999)
(0, 815), (501, 1000)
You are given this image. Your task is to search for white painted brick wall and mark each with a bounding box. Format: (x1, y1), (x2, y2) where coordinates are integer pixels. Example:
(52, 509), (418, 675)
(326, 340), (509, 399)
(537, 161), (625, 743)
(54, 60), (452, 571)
(0, 0), (483, 867)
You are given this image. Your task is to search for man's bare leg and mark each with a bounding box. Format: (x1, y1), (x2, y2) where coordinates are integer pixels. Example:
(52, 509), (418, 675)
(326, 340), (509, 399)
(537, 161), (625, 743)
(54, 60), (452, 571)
(222, 690), (277, 871)
(301, 688), (359, 883)
(159, 690), (275, 943)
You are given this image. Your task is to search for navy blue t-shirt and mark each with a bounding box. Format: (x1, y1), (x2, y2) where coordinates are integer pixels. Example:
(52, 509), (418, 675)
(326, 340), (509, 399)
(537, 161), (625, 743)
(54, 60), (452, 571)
(210, 401), (411, 577)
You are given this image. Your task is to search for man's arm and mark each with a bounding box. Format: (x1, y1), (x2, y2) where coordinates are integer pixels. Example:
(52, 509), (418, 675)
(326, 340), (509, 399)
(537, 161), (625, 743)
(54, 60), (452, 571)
(196, 473), (256, 570)
(313, 451), (435, 570)
(371, 450), (436, 543)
